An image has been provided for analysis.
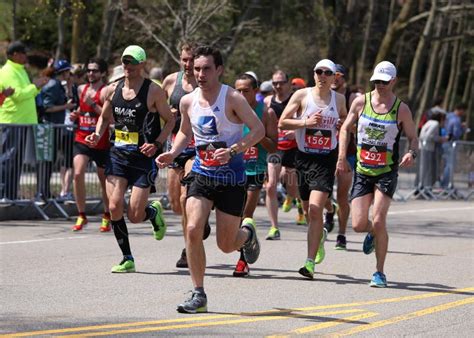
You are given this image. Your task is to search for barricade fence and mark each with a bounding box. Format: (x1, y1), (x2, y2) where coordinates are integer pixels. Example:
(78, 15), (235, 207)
(1, 125), (473, 220)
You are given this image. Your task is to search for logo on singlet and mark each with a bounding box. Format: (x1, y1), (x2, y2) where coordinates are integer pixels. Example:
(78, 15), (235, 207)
(197, 116), (218, 136)
(213, 106), (220, 112)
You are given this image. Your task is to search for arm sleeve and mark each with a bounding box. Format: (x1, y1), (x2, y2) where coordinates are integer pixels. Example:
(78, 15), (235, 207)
(41, 84), (59, 109)
(9, 84), (39, 103)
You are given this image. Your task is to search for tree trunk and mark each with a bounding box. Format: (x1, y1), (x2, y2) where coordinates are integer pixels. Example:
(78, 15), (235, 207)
(462, 66), (473, 140)
(374, 0), (416, 65)
(12, 0), (17, 40)
(416, 14), (443, 127)
(443, 17), (464, 111)
(408, 0), (437, 111)
(97, 0), (121, 60)
(55, 0), (67, 60)
(357, 0), (375, 87)
(70, 0), (87, 64)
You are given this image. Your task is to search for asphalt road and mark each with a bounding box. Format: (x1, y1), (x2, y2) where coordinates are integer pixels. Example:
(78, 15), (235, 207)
(1, 200), (473, 337)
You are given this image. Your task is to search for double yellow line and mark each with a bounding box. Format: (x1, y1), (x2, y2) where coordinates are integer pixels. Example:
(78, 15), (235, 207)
(3, 287), (473, 337)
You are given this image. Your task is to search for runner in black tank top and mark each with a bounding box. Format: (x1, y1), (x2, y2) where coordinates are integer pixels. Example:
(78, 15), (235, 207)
(85, 45), (174, 274)
(161, 44), (207, 270)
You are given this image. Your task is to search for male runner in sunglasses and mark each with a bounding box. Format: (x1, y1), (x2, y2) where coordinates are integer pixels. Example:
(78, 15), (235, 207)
(279, 59), (347, 279)
(86, 45), (175, 273)
(336, 61), (418, 287)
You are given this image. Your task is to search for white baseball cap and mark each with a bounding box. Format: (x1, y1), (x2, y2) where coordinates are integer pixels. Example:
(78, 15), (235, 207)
(244, 71), (259, 83)
(313, 59), (336, 73)
(370, 61), (397, 82)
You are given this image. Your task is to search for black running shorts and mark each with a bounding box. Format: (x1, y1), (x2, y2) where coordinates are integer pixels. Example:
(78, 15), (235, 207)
(350, 170), (398, 200)
(295, 148), (338, 201)
(73, 142), (109, 168)
(184, 172), (246, 217)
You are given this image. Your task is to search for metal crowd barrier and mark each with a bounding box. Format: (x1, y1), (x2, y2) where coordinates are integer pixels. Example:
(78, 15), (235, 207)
(0, 123), (170, 220)
(399, 137), (474, 201)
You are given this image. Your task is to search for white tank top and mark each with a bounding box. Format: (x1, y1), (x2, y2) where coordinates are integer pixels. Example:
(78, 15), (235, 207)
(190, 84), (245, 180)
(295, 88), (339, 154)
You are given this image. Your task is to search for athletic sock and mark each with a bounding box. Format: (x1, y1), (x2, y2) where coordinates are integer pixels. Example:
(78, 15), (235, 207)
(111, 218), (132, 257)
(79, 212), (87, 219)
(194, 287), (205, 295)
(103, 212), (111, 220)
(143, 204), (157, 221)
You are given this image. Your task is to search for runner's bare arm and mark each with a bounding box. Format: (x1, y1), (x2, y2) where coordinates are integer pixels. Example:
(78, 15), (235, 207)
(85, 84), (116, 146)
(278, 90), (306, 130)
(212, 89), (264, 164)
(398, 102), (418, 167)
(259, 106), (278, 153)
(151, 84), (175, 145)
(336, 95), (364, 174)
(171, 94), (193, 157)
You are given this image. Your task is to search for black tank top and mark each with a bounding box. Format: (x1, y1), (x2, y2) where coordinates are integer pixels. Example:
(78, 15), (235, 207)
(111, 78), (161, 151)
(169, 71), (192, 134)
(270, 94), (292, 119)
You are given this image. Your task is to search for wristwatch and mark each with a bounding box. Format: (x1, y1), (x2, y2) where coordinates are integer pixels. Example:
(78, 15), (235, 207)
(408, 149), (417, 159)
(153, 140), (163, 152)
(229, 147), (237, 158)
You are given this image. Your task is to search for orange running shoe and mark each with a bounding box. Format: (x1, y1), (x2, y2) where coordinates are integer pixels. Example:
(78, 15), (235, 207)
(72, 216), (88, 231)
(100, 218), (111, 232)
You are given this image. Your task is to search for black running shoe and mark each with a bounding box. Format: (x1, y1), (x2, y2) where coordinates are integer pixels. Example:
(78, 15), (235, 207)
(323, 202), (338, 233)
(176, 248), (188, 268)
(203, 221), (211, 240)
(335, 234), (347, 250)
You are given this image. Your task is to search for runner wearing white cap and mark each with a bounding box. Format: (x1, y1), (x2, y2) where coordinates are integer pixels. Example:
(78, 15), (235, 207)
(336, 61), (418, 287)
(279, 59), (347, 279)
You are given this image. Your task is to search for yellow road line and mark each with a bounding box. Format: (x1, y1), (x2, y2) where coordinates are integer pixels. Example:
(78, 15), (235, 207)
(292, 287), (474, 312)
(57, 309), (368, 337)
(291, 312), (379, 335)
(328, 297), (474, 337)
(4, 287), (473, 337)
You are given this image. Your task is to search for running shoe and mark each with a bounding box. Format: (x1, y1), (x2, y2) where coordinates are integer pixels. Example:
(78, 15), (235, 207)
(72, 216), (87, 231)
(323, 202), (338, 233)
(241, 218), (260, 264)
(177, 291), (208, 314)
(203, 220), (211, 240)
(370, 271), (387, 288)
(282, 197), (293, 212)
(335, 234), (347, 250)
(298, 259), (315, 279)
(99, 218), (111, 232)
(111, 258), (135, 273)
(296, 213), (307, 225)
(176, 248), (188, 268)
(363, 233), (375, 255)
(149, 201), (167, 240)
(233, 259), (249, 277)
(315, 228), (328, 264)
(266, 227), (281, 240)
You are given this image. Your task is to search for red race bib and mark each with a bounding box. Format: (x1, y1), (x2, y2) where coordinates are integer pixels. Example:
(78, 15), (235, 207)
(304, 129), (331, 151)
(197, 142), (226, 167)
(244, 146), (258, 162)
(360, 144), (387, 166)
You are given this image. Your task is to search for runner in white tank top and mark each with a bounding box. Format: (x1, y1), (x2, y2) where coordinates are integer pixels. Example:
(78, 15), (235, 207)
(279, 59), (347, 280)
(156, 46), (264, 314)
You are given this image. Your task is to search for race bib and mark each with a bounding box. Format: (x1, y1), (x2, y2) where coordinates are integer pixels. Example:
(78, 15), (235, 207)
(79, 113), (98, 132)
(243, 146), (258, 163)
(197, 142), (226, 168)
(304, 128), (332, 151)
(360, 143), (387, 166)
(115, 130), (139, 146)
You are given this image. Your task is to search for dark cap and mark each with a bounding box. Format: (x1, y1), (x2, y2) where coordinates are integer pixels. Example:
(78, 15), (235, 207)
(335, 64), (348, 77)
(7, 41), (28, 56)
(54, 59), (72, 74)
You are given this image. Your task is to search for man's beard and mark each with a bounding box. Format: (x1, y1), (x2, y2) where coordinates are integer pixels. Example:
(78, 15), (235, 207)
(89, 78), (99, 84)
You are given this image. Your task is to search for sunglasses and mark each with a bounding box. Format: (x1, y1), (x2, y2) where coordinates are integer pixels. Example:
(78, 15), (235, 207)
(315, 69), (334, 76)
(373, 80), (390, 85)
(122, 57), (140, 65)
(272, 81), (288, 86)
(87, 69), (100, 73)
